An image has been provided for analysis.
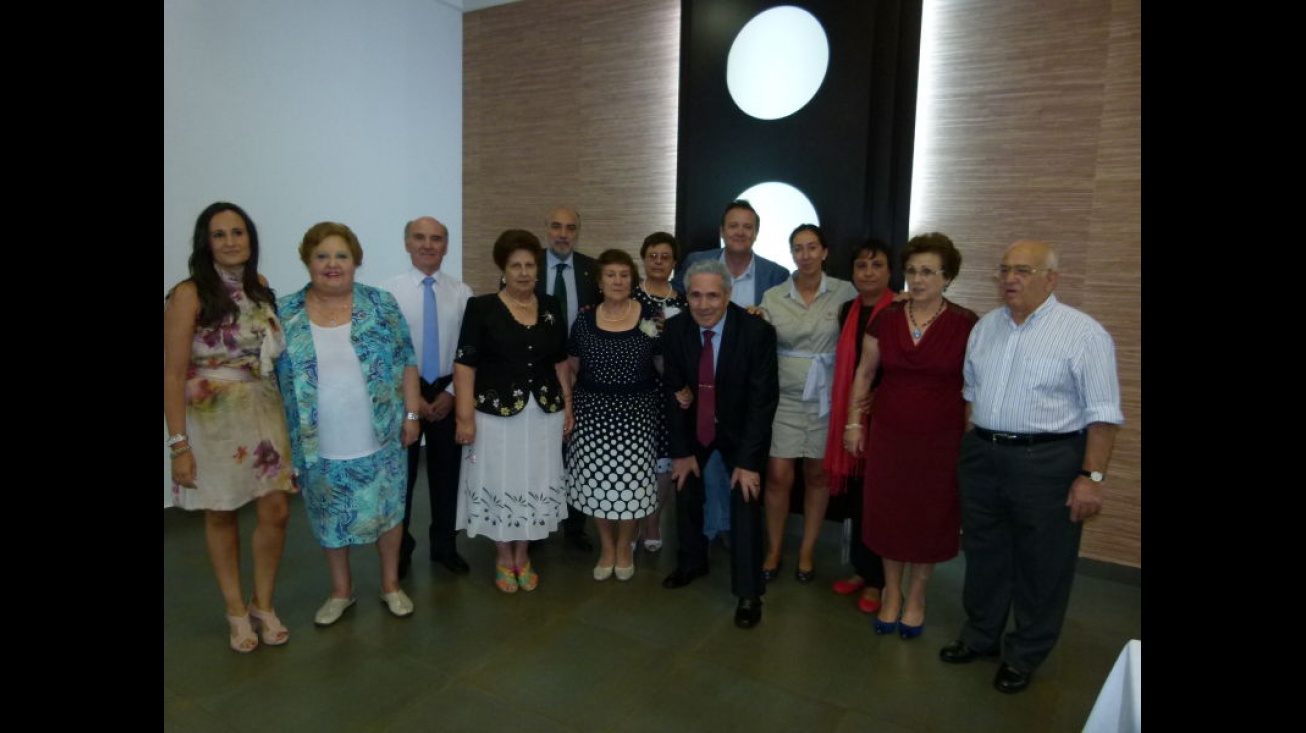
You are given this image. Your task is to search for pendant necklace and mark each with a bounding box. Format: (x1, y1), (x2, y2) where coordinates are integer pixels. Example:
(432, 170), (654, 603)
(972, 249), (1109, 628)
(908, 300), (945, 339)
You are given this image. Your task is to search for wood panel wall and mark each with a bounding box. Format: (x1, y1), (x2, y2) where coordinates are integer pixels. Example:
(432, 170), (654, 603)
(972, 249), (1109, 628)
(464, 0), (1141, 567)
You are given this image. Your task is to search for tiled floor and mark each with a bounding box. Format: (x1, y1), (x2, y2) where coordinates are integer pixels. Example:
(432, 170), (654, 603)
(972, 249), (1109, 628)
(164, 469), (1141, 733)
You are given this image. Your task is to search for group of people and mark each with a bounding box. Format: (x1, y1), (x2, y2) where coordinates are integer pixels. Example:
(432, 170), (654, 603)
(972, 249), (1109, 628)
(164, 198), (1123, 695)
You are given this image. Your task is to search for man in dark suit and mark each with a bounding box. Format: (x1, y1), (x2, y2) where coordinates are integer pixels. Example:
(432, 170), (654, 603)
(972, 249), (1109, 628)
(661, 258), (779, 629)
(670, 200), (790, 552)
(535, 205), (600, 551)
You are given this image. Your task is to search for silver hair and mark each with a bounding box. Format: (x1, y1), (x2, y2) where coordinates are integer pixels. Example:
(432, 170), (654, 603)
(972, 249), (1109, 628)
(684, 257), (732, 294)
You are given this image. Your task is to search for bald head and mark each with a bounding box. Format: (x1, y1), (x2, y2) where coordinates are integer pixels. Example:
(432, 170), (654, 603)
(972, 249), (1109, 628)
(999, 240), (1059, 323)
(405, 216), (449, 275)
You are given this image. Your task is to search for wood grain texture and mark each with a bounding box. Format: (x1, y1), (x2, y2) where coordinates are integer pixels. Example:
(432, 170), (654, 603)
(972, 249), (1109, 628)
(464, 0), (680, 296)
(466, 0), (1141, 567)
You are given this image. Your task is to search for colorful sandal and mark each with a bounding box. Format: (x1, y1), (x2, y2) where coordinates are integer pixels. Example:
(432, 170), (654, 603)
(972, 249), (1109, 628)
(495, 565), (518, 593)
(516, 562), (539, 592)
(248, 605), (290, 646)
(227, 612), (258, 653)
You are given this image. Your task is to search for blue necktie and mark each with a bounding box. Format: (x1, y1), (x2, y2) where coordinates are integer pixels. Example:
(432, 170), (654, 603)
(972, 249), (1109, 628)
(422, 275), (440, 383)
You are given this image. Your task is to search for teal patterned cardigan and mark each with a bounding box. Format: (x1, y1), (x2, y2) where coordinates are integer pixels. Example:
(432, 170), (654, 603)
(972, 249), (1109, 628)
(275, 283), (417, 473)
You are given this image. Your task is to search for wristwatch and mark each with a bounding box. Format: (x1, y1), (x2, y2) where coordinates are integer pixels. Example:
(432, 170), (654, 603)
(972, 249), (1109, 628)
(1079, 470), (1105, 483)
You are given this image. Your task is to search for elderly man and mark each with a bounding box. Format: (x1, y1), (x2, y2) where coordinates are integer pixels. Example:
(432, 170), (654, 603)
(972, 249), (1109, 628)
(939, 240), (1124, 694)
(661, 258), (779, 629)
(535, 205), (600, 551)
(672, 200), (790, 552)
(382, 217), (474, 578)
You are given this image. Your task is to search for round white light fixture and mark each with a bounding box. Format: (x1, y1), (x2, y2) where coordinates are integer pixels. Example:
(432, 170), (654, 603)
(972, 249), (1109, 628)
(727, 6), (830, 120)
(728, 181), (819, 269)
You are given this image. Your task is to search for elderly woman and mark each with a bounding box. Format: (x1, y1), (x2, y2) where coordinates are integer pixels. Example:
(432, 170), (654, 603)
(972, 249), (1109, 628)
(277, 222), (421, 626)
(454, 230), (573, 593)
(164, 202), (295, 653)
(844, 233), (978, 639)
(758, 224), (855, 583)
(824, 239), (897, 615)
(631, 232), (687, 553)
(566, 249), (662, 581)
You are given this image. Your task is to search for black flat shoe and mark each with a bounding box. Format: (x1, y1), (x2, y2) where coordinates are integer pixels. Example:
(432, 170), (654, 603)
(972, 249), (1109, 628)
(734, 597), (763, 629)
(993, 664), (1031, 694)
(939, 640), (998, 664)
(433, 552), (471, 575)
(662, 566), (708, 589)
(794, 567), (816, 584)
(762, 559), (781, 583)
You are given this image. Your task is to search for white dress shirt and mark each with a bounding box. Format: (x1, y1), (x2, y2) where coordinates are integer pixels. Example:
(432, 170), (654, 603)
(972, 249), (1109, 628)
(382, 267), (473, 393)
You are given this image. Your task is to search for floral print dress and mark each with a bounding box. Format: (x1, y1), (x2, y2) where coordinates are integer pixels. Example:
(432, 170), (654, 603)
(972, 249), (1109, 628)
(170, 275), (295, 511)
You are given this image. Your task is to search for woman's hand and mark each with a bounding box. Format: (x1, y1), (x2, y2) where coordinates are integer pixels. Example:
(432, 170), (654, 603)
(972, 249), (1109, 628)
(455, 416), (476, 447)
(401, 418), (420, 447)
(842, 425), (865, 456)
(171, 451), (197, 488)
(563, 405), (575, 440)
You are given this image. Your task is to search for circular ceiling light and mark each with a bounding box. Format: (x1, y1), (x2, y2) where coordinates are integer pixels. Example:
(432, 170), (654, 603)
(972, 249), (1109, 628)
(726, 6), (830, 120)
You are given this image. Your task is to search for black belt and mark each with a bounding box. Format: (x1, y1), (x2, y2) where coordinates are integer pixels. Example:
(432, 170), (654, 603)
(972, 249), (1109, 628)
(422, 374), (453, 399)
(972, 427), (1083, 446)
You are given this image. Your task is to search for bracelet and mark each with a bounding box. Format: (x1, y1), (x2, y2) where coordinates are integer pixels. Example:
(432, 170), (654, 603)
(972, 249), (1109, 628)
(167, 433), (189, 447)
(170, 445), (193, 459)
(405, 412), (421, 421)
(844, 424), (863, 430)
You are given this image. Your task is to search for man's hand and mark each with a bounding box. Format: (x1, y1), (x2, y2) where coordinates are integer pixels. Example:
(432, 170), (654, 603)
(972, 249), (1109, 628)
(429, 392), (454, 421)
(732, 468), (762, 502)
(671, 456), (700, 490)
(1066, 477), (1104, 522)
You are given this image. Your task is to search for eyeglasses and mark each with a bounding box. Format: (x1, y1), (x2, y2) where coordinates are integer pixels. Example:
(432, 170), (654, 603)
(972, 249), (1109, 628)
(645, 252), (674, 262)
(904, 266), (943, 278)
(995, 265), (1051, 278)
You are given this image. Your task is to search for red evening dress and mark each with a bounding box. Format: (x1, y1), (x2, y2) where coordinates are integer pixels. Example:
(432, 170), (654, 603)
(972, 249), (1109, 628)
(862, 300), (978, 563)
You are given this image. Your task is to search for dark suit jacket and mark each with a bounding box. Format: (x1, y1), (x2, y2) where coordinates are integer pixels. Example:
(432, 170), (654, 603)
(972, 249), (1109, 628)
(671, 249), (791, 306)
(535, 249), (602, 310)
(663, 302), (779, 473)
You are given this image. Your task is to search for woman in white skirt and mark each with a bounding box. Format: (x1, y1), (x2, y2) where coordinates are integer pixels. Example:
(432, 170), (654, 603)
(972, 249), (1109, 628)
(453, 230), (574, 593)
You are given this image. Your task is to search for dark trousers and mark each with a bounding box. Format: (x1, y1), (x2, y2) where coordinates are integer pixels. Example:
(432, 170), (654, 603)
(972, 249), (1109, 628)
(401, 377), (461, 561)
(840, 475), (885, 588)
(674, 442), (765, 600)
(956, 431), (1086, 673)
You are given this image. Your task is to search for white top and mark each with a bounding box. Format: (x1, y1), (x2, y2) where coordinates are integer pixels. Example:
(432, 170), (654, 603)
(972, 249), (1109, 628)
(381, 267), (473, 391)
(311, 323), (382, 460)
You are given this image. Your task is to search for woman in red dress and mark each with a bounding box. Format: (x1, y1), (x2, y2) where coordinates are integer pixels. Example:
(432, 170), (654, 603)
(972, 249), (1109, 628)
(842, 233), (977, 640)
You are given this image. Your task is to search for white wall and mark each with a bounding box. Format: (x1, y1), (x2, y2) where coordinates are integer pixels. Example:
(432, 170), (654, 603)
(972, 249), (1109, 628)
(164, 0), (463, 503)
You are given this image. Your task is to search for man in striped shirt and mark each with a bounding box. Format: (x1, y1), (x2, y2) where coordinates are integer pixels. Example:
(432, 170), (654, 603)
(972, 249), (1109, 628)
(939, 240), (1125, 695)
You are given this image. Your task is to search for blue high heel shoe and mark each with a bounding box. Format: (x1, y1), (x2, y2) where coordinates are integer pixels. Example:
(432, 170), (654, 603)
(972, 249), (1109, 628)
(873, 612), (899, 635)
(898, 620), (924, 640)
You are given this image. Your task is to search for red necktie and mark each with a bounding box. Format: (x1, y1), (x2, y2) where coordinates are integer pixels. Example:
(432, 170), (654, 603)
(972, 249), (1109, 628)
(697, 329), (716, 446)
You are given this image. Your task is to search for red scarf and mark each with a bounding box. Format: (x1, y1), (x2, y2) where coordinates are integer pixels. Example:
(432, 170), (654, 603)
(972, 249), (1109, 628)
(824, 289), (896, 493)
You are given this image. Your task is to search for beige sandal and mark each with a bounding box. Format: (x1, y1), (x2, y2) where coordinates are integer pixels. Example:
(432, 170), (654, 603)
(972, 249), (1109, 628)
(248, 605), (290, 646)
(227, 612), (258, 653)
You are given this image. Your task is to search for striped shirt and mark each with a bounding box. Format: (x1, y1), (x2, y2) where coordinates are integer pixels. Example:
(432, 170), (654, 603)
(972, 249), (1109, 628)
(963, 294), (1124, 434)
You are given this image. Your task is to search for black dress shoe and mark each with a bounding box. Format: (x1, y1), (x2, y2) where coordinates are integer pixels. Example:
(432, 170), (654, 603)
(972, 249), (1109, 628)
(662, 566), (708, 589)
(566, 532), (594, 552)
(432, 551), (470, 575)
(939, 640), (998, 664)
(993, 663), (1031, 694)
(734, 597), (763, 629)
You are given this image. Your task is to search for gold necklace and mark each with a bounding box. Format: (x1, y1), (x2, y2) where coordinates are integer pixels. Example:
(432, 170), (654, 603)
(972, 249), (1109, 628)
(310, 291), (352, 326)
(599, 299), (633, 323)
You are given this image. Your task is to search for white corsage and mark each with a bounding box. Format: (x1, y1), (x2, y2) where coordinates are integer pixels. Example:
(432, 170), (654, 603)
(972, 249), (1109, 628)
(638, 319), (659, 338)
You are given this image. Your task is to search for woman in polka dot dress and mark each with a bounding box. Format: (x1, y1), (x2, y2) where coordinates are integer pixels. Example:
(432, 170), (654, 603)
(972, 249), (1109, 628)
(565, 249), (662, 582)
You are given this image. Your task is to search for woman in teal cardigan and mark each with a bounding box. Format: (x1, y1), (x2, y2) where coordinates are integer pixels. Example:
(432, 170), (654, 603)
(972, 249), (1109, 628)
(277, 221), (421, 626)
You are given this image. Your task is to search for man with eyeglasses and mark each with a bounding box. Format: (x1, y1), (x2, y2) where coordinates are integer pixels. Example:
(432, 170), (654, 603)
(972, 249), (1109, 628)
(938, 240), (1124, 695)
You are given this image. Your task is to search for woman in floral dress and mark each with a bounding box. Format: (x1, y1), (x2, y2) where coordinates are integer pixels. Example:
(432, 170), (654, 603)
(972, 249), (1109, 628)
(164, 202), (295, 653)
